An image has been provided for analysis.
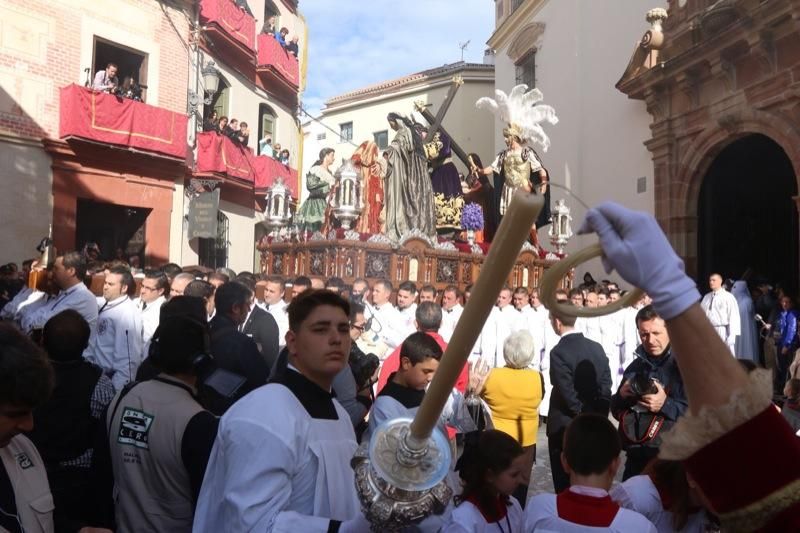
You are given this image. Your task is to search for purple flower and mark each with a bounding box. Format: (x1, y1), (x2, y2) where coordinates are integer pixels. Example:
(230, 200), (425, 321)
(461, 202), (484, 230)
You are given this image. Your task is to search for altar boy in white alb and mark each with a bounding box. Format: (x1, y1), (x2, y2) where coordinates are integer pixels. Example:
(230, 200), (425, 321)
(525, 414), (656, 532)
(700, 273), (740, 354)
(193, 290), (367, 533)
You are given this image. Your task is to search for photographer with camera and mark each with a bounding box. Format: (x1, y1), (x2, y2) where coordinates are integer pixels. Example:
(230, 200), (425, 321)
(91, 62), (118, 93)
(611, 305), (687, 480)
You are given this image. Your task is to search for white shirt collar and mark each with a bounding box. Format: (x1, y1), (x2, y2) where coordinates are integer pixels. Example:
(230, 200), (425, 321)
(62, 282), (84, 296)
(266, 299), (286, 311)
(569, 485), (609, 498)
(105, 294), (128, 305)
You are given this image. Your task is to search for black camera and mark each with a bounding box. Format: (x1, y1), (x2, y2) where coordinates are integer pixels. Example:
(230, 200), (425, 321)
(349, 349), (379, 391)
(629, 373), (658, 397)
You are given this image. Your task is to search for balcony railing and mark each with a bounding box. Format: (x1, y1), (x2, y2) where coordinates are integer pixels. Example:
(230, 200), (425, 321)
(256, 33), (300, 91)
(195, 132), (298, 196)
(59, 84), (188, 161)
(200, 0), (256, 55)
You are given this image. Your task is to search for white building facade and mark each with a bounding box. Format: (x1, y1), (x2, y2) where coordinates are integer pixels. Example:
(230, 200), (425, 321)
(489, 0), (660, 277)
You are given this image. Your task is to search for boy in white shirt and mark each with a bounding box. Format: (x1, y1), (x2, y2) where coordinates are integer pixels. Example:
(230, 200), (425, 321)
(525, 414), (657, 532)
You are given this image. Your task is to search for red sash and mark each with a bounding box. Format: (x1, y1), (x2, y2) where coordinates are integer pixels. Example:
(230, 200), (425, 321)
(556, 489), (620, 527)
(465, 494), (509, 523)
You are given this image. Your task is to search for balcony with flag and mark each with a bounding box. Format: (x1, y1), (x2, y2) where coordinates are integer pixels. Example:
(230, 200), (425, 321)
(200, 0), (256, 68)
(256, 33), (300, 105)
(59, 84), (188, 161)
(195, 131), (298, 197)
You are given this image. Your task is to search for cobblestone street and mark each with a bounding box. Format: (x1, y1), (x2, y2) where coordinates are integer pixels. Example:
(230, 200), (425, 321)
(527, 422), (626, 497)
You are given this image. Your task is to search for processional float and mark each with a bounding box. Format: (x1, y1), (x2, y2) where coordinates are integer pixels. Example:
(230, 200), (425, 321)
(351, 86), (643, 531)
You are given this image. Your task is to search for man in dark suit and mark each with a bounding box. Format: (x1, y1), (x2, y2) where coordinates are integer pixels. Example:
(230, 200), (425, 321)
(547, 303), (613, 492)
(236, 277), (280, 370)
(206, 281), (269, 415)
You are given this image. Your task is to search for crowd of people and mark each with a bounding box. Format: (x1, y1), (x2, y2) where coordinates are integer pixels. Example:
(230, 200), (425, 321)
(1, 204), (800, 531)
(201, 113), (248, 146)
(200, 111), (293, 166)
(257, 136), (291, 163)
(262, 15), (300, 58)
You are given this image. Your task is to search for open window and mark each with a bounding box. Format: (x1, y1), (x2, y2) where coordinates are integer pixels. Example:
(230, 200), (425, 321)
(92, 37), (148, 102)
(262, 0), (281, 34)
(205, 74), (231, 123)
(373, 130), (388, 150)
(340, 122), (353, 143)
(258, 103), (277, 154)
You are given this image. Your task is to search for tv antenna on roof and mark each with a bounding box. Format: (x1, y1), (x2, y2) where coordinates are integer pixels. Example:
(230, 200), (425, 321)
(459, 40), (470, 62)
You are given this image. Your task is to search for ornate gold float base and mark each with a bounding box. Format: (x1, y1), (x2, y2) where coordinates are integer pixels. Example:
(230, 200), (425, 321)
(257, 231), (569, 292)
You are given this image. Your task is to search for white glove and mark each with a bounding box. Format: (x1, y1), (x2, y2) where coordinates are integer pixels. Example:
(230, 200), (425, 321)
(578, 202), (699, 320)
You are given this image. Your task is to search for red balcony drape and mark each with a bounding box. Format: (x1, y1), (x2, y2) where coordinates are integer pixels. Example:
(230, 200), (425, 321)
(200, 0), (256, 52)
(196, 132), (298, 196)
(59, 84), (188, 160)
(257, 33), (300, 89)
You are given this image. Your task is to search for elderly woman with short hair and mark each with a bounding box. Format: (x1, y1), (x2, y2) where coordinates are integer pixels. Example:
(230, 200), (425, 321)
(480, 329), (544, 508)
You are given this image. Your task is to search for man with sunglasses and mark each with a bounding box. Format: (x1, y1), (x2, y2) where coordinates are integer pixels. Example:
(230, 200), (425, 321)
(135, 270), (169, 354)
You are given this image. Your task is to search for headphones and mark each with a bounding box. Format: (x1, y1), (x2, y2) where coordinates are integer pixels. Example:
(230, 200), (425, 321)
(149, 315), (213, 373)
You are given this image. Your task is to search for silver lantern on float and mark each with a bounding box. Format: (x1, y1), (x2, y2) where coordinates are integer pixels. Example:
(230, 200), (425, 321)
(331, 158), (364, 230)
(548, 199), (573, 255)
(264, 177), (293, 239)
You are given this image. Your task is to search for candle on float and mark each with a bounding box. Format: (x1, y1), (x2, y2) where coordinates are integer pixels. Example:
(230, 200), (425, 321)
(410, 190), (545, 440)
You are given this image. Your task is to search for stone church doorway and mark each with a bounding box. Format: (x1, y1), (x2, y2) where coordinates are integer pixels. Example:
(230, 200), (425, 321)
(697, 134), (798, 295)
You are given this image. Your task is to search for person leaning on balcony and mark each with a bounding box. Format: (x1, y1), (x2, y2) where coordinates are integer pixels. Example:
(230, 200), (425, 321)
(279, 149), (290, 166)
(236, 122), (250, 148)
(92, 62), (118, 93)
(262, 15), (276, 35)
(286, 36), (300, 57)
(259, 135), (272, 156)
(216, 116), (228, 135)
(203, 111), (218, 133)
(275, 27), (289, 47)
(223, 119), (239, 141)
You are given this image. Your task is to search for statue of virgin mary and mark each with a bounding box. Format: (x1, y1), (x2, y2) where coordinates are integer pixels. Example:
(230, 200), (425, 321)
(382, 112), (436, 241)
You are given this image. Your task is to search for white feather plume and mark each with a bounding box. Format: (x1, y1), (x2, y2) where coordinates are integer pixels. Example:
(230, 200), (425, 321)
(476, 85), (559, 151)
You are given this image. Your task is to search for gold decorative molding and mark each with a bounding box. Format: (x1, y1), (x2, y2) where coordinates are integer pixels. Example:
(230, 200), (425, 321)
(487, 0), (548, 51)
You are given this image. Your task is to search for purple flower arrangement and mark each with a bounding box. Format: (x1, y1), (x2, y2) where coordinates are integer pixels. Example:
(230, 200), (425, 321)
(461, 203), (484, 231)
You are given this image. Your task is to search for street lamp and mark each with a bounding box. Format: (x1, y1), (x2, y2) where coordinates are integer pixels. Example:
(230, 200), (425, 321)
(201, 60), (220, 96)
(188, 60), (220, 117)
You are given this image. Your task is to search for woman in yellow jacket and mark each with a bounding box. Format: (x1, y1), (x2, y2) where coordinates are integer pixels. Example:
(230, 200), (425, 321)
(480, 329), (544, 508)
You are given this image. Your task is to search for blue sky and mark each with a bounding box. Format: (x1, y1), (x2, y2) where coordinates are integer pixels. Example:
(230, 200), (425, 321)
(302, 0), (495, 115)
